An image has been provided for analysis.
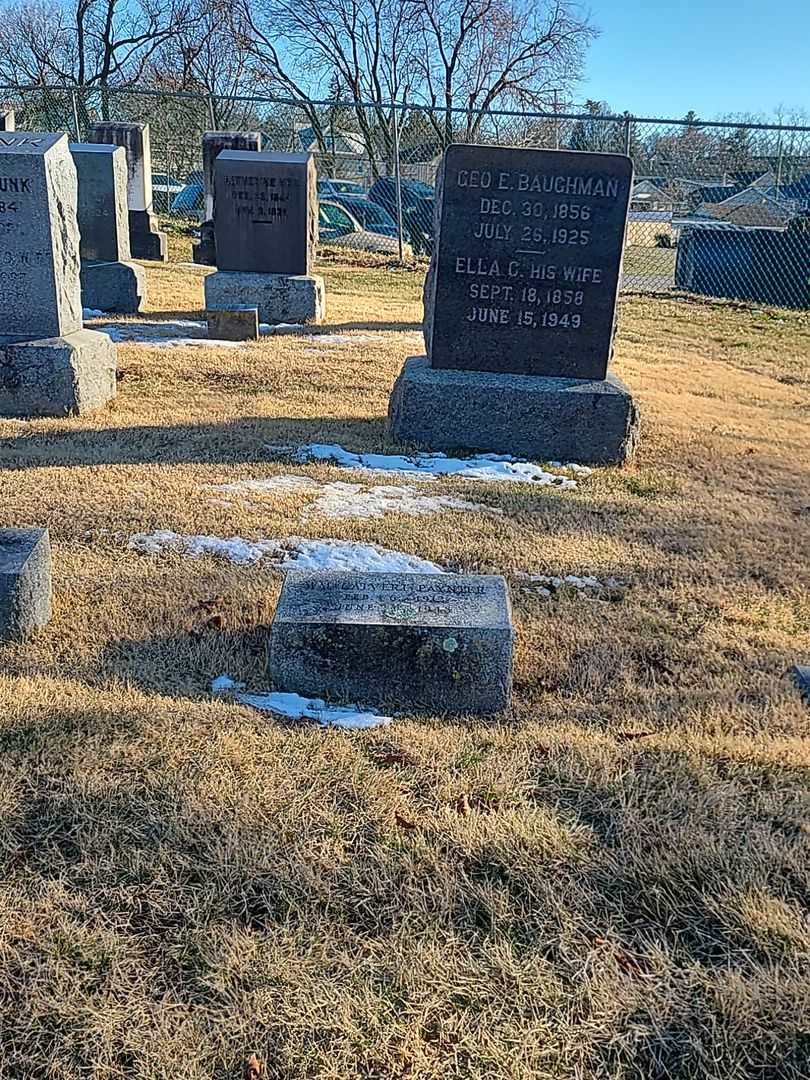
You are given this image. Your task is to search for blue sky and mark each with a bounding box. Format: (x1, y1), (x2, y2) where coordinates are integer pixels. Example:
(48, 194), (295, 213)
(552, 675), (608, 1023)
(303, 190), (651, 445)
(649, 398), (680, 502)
(580, 1), (810, 120)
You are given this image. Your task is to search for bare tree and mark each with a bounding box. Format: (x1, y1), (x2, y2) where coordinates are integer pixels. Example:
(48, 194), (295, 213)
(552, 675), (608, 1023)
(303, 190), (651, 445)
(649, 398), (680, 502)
(408, 0), (596, 145)
(231, 0), (418, 177)
(0, 0), (194, 92)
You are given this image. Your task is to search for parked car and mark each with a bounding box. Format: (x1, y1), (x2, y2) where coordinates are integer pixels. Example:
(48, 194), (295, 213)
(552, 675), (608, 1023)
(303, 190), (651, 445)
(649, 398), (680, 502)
(329, 194), (398, 237)
(171, 174), (204, 217)
(318, 178), (366, 198)
(368, 177), (435, 254)
(319, 199), (411, 256)
(152, 173), (185, 213)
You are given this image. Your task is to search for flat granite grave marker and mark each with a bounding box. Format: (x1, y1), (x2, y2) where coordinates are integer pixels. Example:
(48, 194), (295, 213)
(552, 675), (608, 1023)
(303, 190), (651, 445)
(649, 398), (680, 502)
(269, 571), (513, 714)
(70, 142), (146, 313)
(0, 131), (117, 417)
(87, 122), (167, 261)
(0, 528), (52, 640)
(204, 150), (325, 324)
(193, 130), (262, 265)
(389, 143), (640, 464)
(206, 305), (259, 341)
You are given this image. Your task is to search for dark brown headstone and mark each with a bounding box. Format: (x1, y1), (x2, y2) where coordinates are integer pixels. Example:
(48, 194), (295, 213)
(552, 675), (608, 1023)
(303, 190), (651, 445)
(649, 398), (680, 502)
(213, 150), (316, 275)
(425, 145), (633, 380)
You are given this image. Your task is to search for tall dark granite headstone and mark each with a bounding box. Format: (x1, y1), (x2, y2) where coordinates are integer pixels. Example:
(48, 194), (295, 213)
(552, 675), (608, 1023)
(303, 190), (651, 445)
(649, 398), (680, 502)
(87, 122), (167, 262)
(426, 146), (632, 380)
(389, 143), (640, 464)
(204, 150), (324, 324)
(193, 131), (261, 265)
(70, 142), (146, 312)
(0, 131), (117, 416)
(213, 150), (316, 274)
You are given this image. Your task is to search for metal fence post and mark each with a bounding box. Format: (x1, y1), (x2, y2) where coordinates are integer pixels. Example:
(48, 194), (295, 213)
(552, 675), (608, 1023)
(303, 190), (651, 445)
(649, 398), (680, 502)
(623, 113), (632, 156)
(71, 89), (81, 140)
(392, 104), (405, 263)
(208, 95), (216, 130)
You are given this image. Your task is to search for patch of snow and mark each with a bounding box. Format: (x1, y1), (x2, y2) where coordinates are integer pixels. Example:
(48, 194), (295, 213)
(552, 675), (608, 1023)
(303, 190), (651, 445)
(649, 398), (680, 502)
(303, 334), (377, 346)
(515, 571), (627, 595)
(292, 443), (584, 487)
(211, 474), (499, 520)
(232, 687), (391, 730)
(128, 530), (444, 573)
(211, 674), (245, 693)
(82, 307), (105, 319)
(98, 319), (243, 349)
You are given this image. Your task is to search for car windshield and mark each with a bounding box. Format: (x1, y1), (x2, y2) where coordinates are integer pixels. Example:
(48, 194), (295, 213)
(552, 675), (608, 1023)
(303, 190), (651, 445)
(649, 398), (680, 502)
(344, 199), (395, 228)
(319, 202), (356, 232)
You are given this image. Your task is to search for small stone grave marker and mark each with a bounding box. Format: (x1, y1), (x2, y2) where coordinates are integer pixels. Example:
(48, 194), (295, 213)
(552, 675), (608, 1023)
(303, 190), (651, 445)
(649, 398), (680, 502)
(269, 571), (513, 714)
(0, 528), (52, 640)
(206, 305), (259, 341)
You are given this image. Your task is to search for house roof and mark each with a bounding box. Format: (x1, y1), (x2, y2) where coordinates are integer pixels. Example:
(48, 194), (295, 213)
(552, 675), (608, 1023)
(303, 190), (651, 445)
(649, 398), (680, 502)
(297, 126), (365, 156)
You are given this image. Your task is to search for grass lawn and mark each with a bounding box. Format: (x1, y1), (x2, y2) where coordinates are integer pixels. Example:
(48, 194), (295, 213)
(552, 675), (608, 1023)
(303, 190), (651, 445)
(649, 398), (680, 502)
(0, 254), (809, 1079)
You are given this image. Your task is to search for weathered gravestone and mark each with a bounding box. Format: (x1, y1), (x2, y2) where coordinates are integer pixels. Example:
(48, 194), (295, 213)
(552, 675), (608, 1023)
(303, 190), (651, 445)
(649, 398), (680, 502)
(70, 143), (146, 313)
(206, 305), (259, 341)
(0, 109), (14, 132)
(0, 132), (117, 417)
(87, 122), (167, 261)
(269, 571), (513, 714)
(193, 130), (262, 265)
(389, 144), (639, 464)
(0, 528), (52, 640)
(204, 150), (325, 324)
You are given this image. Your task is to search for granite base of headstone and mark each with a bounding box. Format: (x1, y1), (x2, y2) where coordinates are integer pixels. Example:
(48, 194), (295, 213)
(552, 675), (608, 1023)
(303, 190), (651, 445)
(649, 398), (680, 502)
(80, 259), (145, 314)
(390, 356), (638, 464)
(0, 528), (52, 641)
(269, 571), (513, 714)
(0, 132), (117, 417)
(206, 305), (259, 341)
(0, 330), (117, 417)
(204, 271), (325, 325)
(193, 220), (216, 265)
(128, 209), (167, 261)
(388, 144), (640, 465)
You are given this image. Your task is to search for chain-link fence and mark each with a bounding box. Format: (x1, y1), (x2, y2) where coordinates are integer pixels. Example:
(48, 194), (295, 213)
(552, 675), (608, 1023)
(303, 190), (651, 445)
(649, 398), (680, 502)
(4, 84), (810, 306)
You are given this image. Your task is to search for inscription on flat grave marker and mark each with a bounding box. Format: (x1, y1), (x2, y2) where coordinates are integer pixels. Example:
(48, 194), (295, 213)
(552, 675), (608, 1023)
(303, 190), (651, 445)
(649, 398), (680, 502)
(427, 145), (632, 380)
(270, 571), (513, 714)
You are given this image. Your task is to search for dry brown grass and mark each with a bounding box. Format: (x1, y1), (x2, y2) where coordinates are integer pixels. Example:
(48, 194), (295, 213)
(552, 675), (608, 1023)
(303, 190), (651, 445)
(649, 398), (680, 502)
(0, 258), (808, 1079)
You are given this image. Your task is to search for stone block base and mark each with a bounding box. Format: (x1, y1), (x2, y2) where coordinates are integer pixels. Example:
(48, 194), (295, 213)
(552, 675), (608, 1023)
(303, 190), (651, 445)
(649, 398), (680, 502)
(129, 209), (167, 262)
(204, 271), (325, 325)
(389, 356), (639, 465)
(192, 220), (216, 265)
(206, 306), (259, 341)
(0, 329), (117, 417)
(80, 260), (146, 314)
(0, 528), (52, 641)
(269, 571), (513, 714)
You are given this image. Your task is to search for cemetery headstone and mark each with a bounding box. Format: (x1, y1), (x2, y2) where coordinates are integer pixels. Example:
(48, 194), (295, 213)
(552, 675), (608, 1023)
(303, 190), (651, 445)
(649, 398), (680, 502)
(204, 150), (325, 324)
(389, 144), (639, 464)
(87, 122), (167, 261)
(0, 528), (52, 640)
(70, 143), (146, 313)
(0, 108), (15, 131)
(193, 130), (262, 265)
(206, 305), (259, 341)
(269, 571), (513, 714)
(0, 131), (117, 417)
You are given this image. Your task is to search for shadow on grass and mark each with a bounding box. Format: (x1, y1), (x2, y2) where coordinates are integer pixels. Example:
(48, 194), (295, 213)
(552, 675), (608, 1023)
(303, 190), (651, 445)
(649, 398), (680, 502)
(1, 698), (809, 1076)
(0, 415), (389, 470)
